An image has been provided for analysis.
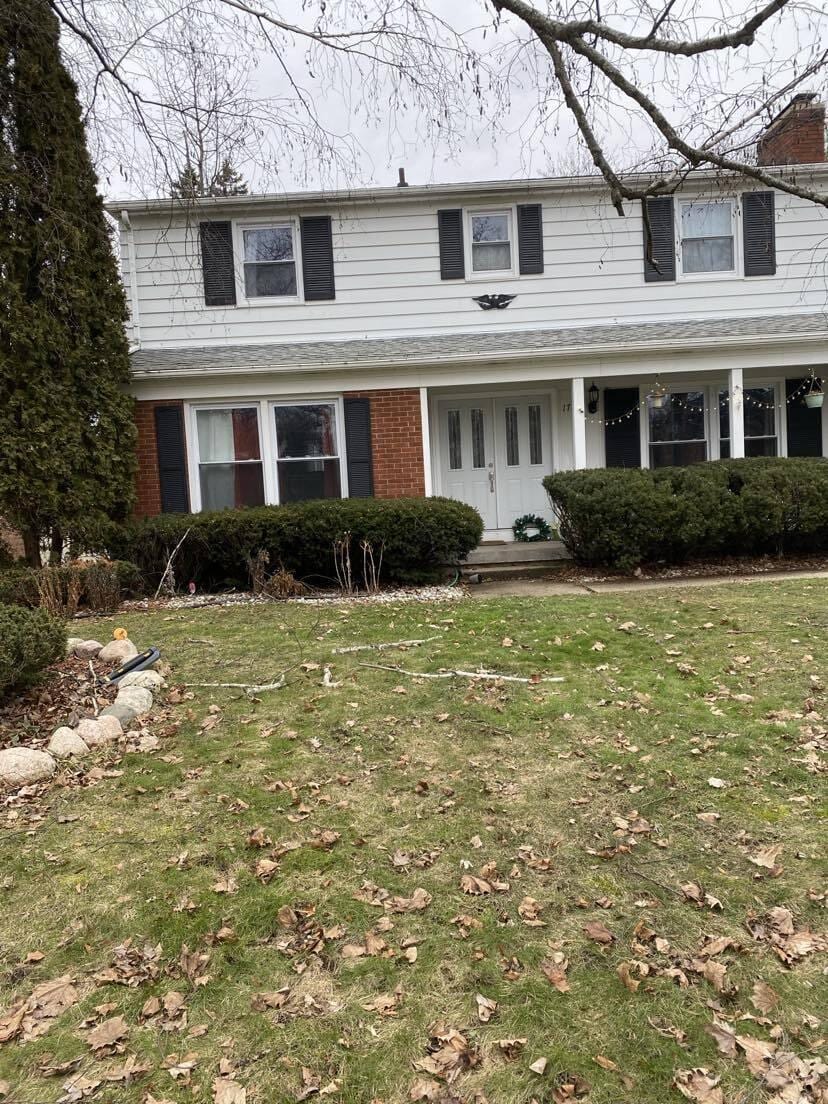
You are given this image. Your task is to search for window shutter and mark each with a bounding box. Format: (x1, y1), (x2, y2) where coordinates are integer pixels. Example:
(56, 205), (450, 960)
(642, 197), (675, 282)
(517, 203), (544, 274)
(437, 209), (465, 280)
(344, 397), (374, 497)
(154, 406), (190, 513)
(604, 388), (641, 468)
(742, 191), (776, 276)
(785, 378), (823, 457)
(300, 215), (336, 300)
(199, 221), (236, 306)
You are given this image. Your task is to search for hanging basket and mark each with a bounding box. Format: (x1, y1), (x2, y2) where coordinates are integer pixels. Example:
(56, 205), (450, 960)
(513, 514), (553, 543)
(805, 392), (824, 409)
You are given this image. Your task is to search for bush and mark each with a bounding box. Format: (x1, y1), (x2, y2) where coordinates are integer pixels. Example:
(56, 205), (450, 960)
(544, 457), (828, 570)
(0, 603), (66, 697)
(0, 559), (144, 612)
(107, 497), (484, 590)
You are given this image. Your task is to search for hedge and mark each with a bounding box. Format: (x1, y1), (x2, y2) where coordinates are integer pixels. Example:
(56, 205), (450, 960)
(0, 603), (66, 697)
(544, 457), (828, 570)
(106, 497), (484, 589)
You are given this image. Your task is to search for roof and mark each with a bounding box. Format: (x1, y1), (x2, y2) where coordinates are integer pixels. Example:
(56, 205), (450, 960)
(130, 311), (828, 377)
(106, 164), (828, 217)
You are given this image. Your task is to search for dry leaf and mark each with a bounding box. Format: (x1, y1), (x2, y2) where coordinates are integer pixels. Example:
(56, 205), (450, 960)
(584, 920), (615, 945)
(594, 1055), (618, 1071)
(617, 962), (639, 993)
(673, 1068), (723, 1104)
(213, 1077), (247, 1104)
(518, 896), (545, 926)
(86, 1014), (128, 1053)
(706, 1019), (737, 1058)
(750, 980), (779, 1014)
(529, 1057), (548, 1075)
(541, 956), (570, 993)
(475, 993), (497, 1023)
(749, 844), (784, 875)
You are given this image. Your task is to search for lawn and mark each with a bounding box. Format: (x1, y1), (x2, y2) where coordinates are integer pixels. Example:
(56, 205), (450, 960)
(0, 580), (825, 1104)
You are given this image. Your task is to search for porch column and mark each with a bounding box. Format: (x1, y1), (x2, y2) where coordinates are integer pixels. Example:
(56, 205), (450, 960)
(571, 377), (588, 469)
(728, 367), (745, 458)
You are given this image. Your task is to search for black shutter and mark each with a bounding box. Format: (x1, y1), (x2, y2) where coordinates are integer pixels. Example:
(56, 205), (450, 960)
(437, 209), (464, 280)
(786, 378), (823, 457)
(154, 406), (190, 513)
(642, 197), (675, 282)
(517, 203), (544, 274)
(742, 192), (776, 276)
(344, 397), (374, 497)
(300, 215), (335, 300)
(199, 221), (236, 306)
(604, 387), (641, 468)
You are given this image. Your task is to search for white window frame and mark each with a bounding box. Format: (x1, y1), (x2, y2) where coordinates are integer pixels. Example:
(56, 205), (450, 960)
(186, 397), (348, 512)
(718, 382), (780, 458)
(676, 198), (739, 281)
(465, 207), (517, 279)
(233, 219), (303, 305)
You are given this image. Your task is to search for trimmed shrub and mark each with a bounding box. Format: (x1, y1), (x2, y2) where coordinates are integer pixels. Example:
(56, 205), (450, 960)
(544, 457), (828, 570)
(106, 497), (484, 589)
(0, 603), (66, 697)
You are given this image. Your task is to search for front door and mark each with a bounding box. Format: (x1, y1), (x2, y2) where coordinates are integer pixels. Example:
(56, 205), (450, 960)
(437, 395), (553, 534)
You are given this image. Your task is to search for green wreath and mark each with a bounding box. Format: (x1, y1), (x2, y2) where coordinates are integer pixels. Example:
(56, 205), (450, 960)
(513, 514), (553, 542)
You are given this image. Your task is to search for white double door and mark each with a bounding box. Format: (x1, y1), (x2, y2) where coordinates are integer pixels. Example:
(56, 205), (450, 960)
(438, 395), (553, 533)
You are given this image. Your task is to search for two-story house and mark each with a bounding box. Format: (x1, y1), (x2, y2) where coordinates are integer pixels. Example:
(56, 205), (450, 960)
(109, 95), (828, 541)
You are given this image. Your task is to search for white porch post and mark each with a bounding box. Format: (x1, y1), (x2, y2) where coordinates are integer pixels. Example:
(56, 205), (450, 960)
(419, 386), (433, 495)
(571, 377), (588, 469)
(728, 367), (745, 459)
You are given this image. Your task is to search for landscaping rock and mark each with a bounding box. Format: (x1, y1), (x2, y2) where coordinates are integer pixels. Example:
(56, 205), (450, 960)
(66, 637), (84, 656)
(96, 715), (123, 741)
(118, 670), (164, 692)
(74, 640), (103, 660)
(76, 718), (112, 748)
(98, 638), (138, 664)
(100, 700), (139, 728)
(114, 686), (153, 717)
(0, 748), (56, 788)
(48, 727), (90, 759)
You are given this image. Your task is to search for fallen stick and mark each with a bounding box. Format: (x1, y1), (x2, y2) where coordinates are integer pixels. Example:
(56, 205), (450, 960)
(184, 675), (287, 695)
(358, 662), (563, 684)
(332, 636), (440, 654)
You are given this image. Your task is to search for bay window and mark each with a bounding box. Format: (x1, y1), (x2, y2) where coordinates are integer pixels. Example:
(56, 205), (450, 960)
(648, 392), (707, 467)
(196, 407), (265, 511)
(273, 403), (341, 502)
(719, 386), (778, 457)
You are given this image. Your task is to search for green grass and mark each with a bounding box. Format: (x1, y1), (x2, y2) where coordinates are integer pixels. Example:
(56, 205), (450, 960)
(0, 579), (826, 1103)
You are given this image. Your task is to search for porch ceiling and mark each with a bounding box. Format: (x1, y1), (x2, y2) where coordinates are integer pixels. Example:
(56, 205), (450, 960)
(130, 311), (828, 378)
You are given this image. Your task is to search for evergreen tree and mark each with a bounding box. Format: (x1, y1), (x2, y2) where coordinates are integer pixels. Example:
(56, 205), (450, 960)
(0, 0), (136, 565)
(170, 158), (248, 199)
(170, 162), (203, 199)
(209, 159), (248, 197)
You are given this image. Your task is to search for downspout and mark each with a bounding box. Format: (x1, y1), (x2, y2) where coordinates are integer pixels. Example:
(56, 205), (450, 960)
(120, 209), (141, 349)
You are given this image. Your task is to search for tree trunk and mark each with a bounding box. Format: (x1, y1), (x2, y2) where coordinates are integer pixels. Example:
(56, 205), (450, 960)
(49, 527), (63, 565)
(22, 526), (42, 567)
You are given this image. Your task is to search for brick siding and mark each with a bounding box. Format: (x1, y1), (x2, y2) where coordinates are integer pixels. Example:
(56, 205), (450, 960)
(344, 388), (426, 498)
(758, 103), (826, 166)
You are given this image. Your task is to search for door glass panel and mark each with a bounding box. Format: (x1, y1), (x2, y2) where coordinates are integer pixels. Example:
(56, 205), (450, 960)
(528, 404), (542, 465)
(505, 406), (519, 466)
(470, 409), (485, 469)
(447, 410), (462, 470)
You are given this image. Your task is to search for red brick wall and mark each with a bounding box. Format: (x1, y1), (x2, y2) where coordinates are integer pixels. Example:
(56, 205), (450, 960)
(345, 388), (426, 498)
(134, 399), (187, 517)
(758, 102), (825, 166)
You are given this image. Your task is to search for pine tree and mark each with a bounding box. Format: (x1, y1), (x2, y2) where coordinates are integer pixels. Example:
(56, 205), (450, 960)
(209, 159), (248, 197)
(171, 162), (203, 199)
(0, 0), (136, 565)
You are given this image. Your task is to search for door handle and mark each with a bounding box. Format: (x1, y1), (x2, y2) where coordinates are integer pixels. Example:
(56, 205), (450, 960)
(488, 464), (495, 492)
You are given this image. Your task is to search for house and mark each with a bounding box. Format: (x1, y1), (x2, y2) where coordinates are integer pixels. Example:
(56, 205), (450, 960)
(109, 96), (828, 541)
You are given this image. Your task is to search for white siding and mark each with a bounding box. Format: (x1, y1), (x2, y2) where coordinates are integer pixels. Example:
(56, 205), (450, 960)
(122, 184), (828, 351)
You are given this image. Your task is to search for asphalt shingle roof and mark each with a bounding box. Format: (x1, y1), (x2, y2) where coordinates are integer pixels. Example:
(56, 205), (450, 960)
(130, 311), (828, 376)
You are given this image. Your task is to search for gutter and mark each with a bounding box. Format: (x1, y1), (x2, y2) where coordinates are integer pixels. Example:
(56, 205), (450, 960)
(120, 210), (141, 347)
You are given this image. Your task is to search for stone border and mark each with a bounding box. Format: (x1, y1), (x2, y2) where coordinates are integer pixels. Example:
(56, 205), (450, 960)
(0, 636), (168, 790)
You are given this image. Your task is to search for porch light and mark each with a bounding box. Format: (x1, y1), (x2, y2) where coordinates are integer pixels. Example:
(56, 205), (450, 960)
(648, 379), (669, 409)
(587, 382), (600, 414)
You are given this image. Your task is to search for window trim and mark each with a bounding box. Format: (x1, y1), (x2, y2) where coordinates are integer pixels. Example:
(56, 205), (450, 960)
(465, 206), (517, 279)
(718, 383), (779, 457)
(645, 389), (710, 468)
(186, 397), (348, 511)
(233, 218), (303, 305)
(676, 198), (739, 282)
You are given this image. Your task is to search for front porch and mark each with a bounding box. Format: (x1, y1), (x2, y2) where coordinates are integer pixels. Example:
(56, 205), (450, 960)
(426, 365), (826, 542)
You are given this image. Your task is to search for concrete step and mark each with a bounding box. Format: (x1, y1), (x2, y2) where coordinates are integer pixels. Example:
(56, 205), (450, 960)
(462, 561), (568, 581)
(465, 540), (570, 566)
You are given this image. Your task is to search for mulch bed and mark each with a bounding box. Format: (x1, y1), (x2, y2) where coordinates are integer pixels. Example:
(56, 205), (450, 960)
(0, 654), (118, 753)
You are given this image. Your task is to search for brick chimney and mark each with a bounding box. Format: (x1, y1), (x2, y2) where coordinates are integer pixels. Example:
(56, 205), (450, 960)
(757, 94), (826, 166)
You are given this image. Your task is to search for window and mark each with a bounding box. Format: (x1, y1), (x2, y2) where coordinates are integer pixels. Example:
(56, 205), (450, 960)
(528, 404), (543, 465)
(470, 409), (486, 469)
(196, 407), (265, 511)
(505, 406), (519, 465)
(648, 392), (707, 467)
(719, 386), (778, 458)
(470, 211), (512, 273)
(273, 403), (341, 502)
(679, 200), (735, 275)
(448, 410), (462, 470)
(242, 225), (297, 298)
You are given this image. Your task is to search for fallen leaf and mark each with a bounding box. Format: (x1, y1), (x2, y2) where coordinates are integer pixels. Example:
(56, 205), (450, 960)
(749, 844), (784, 875)
(584, 921), (615, 945)
(475, 993), (497, 1023)
(594, 1055), (618, 1071)
(617, 962), (639, 993)
(85, 1014), (128, 1053)
(707, 777), (726, 789)
(213, 1077), (247, 1104)
(750, 980), (779, 1015)
(673, 1068), (723, 1104)
(541, 955), (570, 993)
(706, 1019), (737, 1058)
(529, 1057), (548, 1075)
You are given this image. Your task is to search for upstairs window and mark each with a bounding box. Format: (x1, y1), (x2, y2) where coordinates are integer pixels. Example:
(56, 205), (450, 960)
(679, 200), (736, 275)
(242, 225), (297, 298)
(470, 211), (512, 273)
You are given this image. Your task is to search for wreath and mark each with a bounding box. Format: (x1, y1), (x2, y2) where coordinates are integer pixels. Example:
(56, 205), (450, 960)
(513, 514), (553, 543)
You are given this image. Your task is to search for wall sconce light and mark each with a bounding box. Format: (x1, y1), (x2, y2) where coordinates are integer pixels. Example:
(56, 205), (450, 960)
(588, 382), (600, 414)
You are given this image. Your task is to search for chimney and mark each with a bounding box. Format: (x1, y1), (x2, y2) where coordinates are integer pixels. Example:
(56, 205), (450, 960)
(757, 94), (826, 166)
(397, 167), (409, 187)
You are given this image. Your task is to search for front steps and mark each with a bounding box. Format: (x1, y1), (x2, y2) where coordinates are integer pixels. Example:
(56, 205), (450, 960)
(461, 540), (570, 580)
